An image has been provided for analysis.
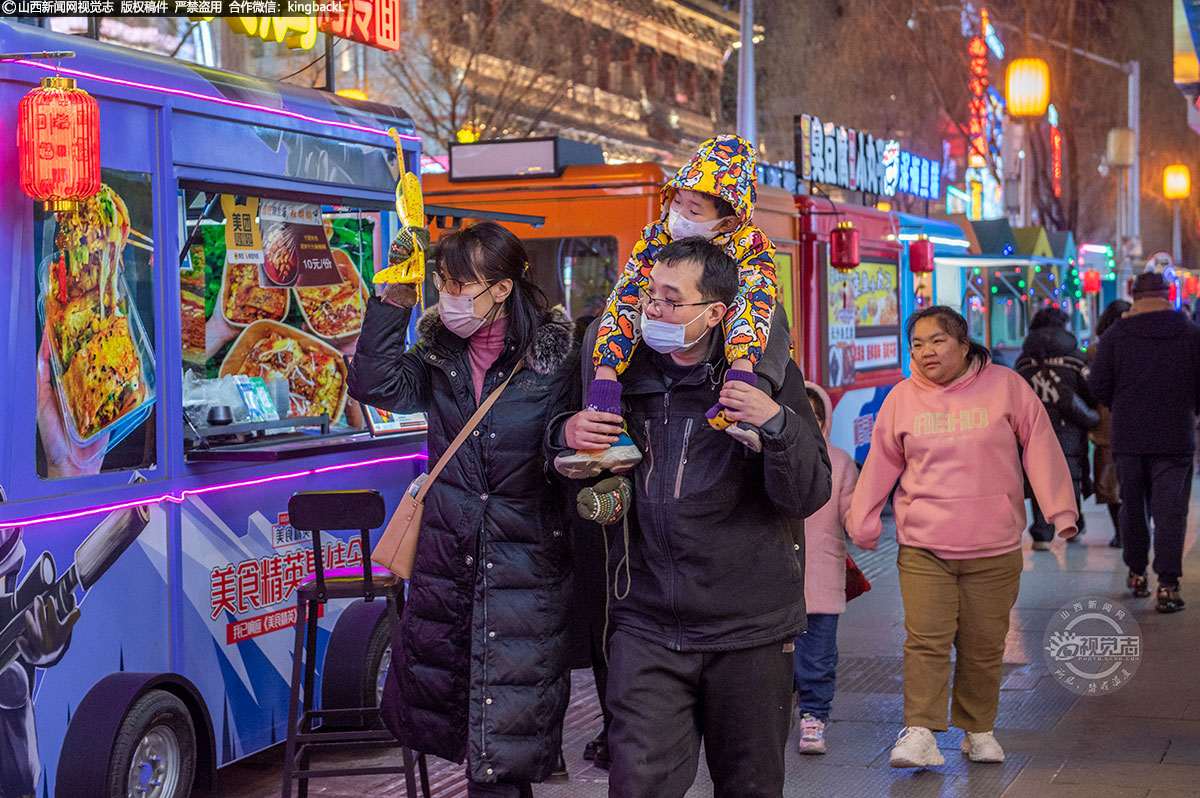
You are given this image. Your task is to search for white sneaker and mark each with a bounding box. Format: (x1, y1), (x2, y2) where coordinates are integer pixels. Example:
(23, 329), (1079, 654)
(796, 714), (826, 755)
(890, 726), (944, 768)
(961, 730), (1005, 762)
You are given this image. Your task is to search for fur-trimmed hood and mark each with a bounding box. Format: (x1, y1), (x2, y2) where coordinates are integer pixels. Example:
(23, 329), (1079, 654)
(415, 303), (575, 375)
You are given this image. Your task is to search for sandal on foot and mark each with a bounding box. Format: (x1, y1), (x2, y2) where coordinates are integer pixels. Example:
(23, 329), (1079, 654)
(1127, 571), (1150, 598)
(1156, 584), (1185, 613)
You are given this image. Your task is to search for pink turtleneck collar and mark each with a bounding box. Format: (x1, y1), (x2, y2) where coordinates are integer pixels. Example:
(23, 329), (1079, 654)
(467, 316), (509, 403)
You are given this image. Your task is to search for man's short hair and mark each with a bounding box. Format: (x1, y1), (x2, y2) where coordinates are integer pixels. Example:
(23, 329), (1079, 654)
(656, 237), (739, 306)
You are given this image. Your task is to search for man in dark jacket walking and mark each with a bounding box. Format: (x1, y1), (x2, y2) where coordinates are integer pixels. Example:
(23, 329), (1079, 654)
(552, 238), (832, 798)
(1015, 307), (1099, 549)
(1090, 271), (1200, 612)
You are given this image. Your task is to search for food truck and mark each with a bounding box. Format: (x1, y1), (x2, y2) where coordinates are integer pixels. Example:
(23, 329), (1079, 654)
(0, 21), (436, 798)
(424, 140), (969, 464)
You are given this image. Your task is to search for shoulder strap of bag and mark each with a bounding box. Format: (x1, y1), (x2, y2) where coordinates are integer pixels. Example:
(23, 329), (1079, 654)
(414, 361), (522, 502)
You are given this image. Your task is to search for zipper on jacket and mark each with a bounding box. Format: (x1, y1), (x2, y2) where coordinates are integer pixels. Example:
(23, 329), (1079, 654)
(478, 525), (489, 757)
(663, 391), (671, 424)
(642, 419), (655, 495)
(673, 418), (693, 500)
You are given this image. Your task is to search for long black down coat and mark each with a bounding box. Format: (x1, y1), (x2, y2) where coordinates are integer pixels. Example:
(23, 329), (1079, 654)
(347, 297), (577, 784)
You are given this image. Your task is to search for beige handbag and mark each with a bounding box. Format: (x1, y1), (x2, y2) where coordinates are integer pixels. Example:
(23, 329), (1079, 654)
(371, 364), (521, 579)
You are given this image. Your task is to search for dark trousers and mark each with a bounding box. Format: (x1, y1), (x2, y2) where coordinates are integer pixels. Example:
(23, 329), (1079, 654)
(466, 777), (532, 798)
(606, 629), (793, 798)
(1116, 454), (1194, 587)
(1030, 479), (1086, 542)
(793, 613), (839, 722)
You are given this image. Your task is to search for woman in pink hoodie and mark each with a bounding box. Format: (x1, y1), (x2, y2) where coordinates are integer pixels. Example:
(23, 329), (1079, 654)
(848, 306), (1077, 769)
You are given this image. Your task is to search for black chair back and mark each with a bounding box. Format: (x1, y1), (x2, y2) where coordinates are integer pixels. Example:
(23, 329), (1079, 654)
(288, 490), (387, 602)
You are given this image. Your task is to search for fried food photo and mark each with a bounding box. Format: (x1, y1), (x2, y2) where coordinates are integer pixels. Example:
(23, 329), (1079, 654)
(263, 223), (300, 286)
(222, 322), (347, 421)
(59, 314), (147, 439)
(52, 184), (131, 312)
(295, 249), (365, 338)
(222, 258), (288, 325)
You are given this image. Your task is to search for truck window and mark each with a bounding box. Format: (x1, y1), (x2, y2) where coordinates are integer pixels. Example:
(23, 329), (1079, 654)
(522, 237), (620, 321)
(179, 187), (389, 446)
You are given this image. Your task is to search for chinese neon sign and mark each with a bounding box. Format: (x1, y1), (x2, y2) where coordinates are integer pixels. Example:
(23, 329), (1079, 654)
(204, 0), (402, 52)
(967, 11), (990, 168)
(797, 115), (940, 200)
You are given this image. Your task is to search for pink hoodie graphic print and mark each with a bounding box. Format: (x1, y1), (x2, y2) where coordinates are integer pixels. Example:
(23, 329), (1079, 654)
(848, 362), (1078, 559)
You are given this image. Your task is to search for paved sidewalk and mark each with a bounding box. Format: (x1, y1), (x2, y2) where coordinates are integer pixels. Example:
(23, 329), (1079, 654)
(219, 485), (1200, 797)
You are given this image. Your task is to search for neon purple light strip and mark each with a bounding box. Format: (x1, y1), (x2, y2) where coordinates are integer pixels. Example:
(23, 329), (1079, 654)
(4, 452), (428, 529)
(8, 58), (422, 142)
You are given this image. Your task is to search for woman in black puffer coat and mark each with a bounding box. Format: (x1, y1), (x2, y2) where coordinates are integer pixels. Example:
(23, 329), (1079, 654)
(1015, 307), (1099, 548)
(348, 222), (577, 798)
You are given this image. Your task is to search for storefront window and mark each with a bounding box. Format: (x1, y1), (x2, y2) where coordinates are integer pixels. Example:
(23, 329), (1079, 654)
(179, 187), (392, 444)
(35, 169), (157, 479)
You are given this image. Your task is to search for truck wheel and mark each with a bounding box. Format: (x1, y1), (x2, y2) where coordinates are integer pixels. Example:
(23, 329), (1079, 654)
(322, 599), (394, 725)
(107, 690), (196, 798)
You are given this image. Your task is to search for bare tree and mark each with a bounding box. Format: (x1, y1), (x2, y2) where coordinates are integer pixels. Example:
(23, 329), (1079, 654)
(374, 0), (634, 154)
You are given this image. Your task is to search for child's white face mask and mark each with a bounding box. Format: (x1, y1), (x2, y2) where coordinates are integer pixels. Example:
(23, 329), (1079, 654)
(667, 208), (727, 241)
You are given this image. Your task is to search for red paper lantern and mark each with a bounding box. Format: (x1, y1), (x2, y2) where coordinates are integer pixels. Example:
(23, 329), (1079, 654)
(1185, 273), (1198, 297)
(908, 236), (935, 273)
(18, 77), (101, 212)
(830, 221), (860, 271)
(1082, 269), (1102, 293)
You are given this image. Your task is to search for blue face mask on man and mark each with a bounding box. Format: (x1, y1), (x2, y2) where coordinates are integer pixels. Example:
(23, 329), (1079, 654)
(639, 304), (714, 354)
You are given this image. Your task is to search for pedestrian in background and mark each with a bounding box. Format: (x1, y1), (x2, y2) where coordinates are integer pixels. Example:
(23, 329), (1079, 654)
(1015, 307), (1099, 550)
(849, 306), (1077, 769)
(349, 222), (578, 798)
(1087, 299), (1131, 548)
(1089, 271), (1200, 613)
(793, 381), (860, 756)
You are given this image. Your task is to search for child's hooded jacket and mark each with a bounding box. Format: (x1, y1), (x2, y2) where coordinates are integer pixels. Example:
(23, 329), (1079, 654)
(804, 381), (858, 615)
(592, 135), (776, 373)
(848, 360), (1077, 559)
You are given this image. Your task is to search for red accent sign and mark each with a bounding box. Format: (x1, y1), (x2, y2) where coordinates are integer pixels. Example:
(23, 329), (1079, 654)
(226, 604), (325, 644)
(318, 0), (402, 51)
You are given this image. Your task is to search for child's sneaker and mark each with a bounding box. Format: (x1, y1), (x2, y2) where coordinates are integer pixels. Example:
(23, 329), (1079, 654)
(889, 726), (944, 768)
(796, 714), (826, 755)
(960, 730), (1005, 763)
(554, 432), (641, 479)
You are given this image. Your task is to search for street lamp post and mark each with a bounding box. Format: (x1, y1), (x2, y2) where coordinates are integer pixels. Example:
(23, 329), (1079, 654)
(1164, 164), (1191, 265)
(736, 0), (756, 147)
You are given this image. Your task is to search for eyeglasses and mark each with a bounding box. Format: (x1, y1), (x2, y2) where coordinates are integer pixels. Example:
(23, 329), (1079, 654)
(433, 271), (486, 296)
(637, 285), (713, 315)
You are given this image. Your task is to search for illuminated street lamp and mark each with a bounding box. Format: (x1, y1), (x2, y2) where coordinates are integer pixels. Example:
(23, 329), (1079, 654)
(1005, 58), (1050, 226)
(1164, 164), (1191, 265)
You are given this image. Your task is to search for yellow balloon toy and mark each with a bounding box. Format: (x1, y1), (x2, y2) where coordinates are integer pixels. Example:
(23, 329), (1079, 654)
(373, 127), (431, 285)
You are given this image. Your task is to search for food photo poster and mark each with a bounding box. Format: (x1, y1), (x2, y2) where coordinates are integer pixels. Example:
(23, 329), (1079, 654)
(191, 196), (378, 426)
(34, 168), (157, 479)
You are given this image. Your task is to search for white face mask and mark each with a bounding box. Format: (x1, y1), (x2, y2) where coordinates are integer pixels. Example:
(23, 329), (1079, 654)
(640, 304), (714, 354)
(667, 208), (727, 241)
(440, 287), (494, 338)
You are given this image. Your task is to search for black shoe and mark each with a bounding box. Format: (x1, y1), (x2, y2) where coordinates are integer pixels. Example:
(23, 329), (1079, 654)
(546, 750), (569, 783)
(583, 728), (606, 761)
(593, 738), (611, 771)
(1109, 535), (1122, 548)
(1128, 571), (1150, 598)
(1157, 584), (1186, 613)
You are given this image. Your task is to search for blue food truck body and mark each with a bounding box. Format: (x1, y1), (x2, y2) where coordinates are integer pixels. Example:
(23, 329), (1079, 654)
(0, 21), (426, 797)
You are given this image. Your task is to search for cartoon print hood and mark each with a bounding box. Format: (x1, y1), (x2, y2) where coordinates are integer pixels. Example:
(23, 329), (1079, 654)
(661, 134), (758, 226)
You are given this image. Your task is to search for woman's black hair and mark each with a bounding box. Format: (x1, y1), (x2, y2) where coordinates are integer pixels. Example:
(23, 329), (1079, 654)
(905, 305), (991, 366)
(1096, 299), (1131, 338)
(434, 221), (549, 368)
